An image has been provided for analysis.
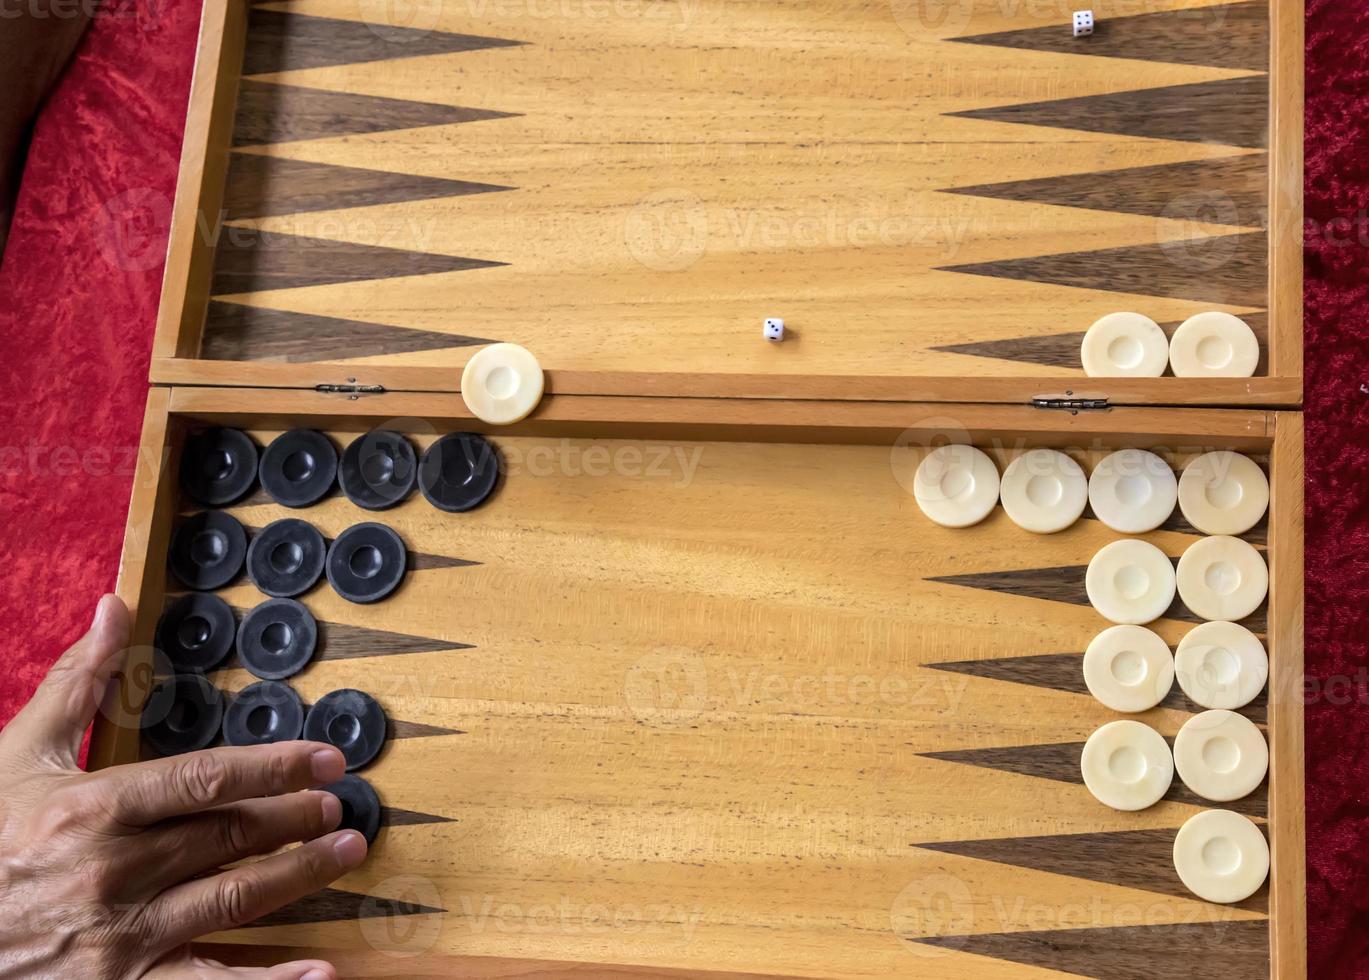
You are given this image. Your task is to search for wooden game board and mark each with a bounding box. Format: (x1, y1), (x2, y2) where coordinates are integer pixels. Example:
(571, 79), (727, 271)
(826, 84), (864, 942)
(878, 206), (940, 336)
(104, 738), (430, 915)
(148, 0), (1302, 405)
(93, 391), (1304, 979)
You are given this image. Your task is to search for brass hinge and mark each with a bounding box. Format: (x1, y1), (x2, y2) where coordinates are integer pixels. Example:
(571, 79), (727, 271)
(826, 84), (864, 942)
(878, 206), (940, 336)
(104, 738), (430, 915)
(315, 382), (386, 399)
(1030, 395), (1109, 413)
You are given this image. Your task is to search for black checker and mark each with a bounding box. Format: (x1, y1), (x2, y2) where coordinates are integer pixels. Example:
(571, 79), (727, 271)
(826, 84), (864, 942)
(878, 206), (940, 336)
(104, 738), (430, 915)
(259, 429), (338, 508)
(156, 593), (236, 672)
(339, 429), (418, 510)
(222, 680), (305, 746)
(142, 673), (224, 756)
(323, 774), (382, 845)
(246, 518), (327, 597)
(169, 511), (248, 590)
(326, 522), (407, 604)
(419, 432), (500, 512)
(303, 689), (387, 771)
(181, 428), (259, 506)
(237, 598), (318, 680)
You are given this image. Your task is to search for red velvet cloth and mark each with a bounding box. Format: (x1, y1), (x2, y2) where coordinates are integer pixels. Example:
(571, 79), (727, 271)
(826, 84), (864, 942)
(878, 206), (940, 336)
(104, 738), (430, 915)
(0, 0), (199, 718)
(0, 0), (1365, 974)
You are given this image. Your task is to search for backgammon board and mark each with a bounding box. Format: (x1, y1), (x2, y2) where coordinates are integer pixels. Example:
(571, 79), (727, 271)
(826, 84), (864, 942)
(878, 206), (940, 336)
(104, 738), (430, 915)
(96, 0), (1305, 976)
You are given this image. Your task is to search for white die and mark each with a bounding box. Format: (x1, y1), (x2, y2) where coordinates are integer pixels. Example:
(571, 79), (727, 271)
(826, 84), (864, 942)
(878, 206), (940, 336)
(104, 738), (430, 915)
(763, 317), (785, 342)
(1073, 10), (1094, 36)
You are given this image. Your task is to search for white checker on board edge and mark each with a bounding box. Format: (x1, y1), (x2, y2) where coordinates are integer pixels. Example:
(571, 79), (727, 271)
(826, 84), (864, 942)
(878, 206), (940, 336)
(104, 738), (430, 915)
(1174, 621), (1268, 710)
(1080, 312), (1168, 377)
(1088, 449), (1178, 534)
(1173, 809), (1269, 904)
(1178, 451), (1269, 536)
(1169, 312), (1259, 378)
(1175, 536), (1268, 623)
(1082, 624), (1174, 713)
(913, 445), (1000, 528)
(1080, 720), (1173, 811)
(999, 448), (1088, 533)
(1085, 539), (1177, 625)
(1173, 709), (1268, 803)
(461, 343), (546, 425)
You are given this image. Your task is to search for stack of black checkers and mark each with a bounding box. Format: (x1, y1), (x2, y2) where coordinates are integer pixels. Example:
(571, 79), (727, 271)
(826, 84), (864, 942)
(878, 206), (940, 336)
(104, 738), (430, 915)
(150, 425), (502, 846)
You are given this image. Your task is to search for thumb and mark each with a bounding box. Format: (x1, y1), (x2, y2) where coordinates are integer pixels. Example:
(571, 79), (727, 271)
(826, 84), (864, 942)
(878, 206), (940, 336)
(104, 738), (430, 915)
(6, 594), (131, 767)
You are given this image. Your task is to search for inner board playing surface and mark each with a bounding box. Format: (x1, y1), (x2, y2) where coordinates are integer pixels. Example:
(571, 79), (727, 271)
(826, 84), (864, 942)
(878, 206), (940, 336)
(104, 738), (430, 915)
(203, 0), (1275, 378)
(176, 428), (1278, 978)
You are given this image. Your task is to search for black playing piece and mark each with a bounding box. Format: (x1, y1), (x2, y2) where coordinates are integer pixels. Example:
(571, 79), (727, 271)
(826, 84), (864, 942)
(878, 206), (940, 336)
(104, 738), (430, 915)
(221, 680), (305, 746)
(259, 429), (338, 508)
(322, 774), (382, 844)
(142, 673), (224, 756)
(303, 689), (387, 771)
(418, 432), (501, 513)
(169, 511), (248, 590)
(155, 593), (237, 672)
(339, 429), (418, 510)
(326, 522), (407, 604)
(180, 428), (259, 506)
(237, 598), (318, 680)
(246, 518), (327, 597)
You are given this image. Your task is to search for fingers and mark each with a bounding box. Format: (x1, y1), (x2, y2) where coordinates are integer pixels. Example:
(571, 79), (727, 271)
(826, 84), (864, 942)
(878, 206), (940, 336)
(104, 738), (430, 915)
(123, 791), (342, 894)
(4, 594), (130, 766)
(144, 954), (338, 979)
(149, 830), (368, 947)
(85, 741), (346, 830)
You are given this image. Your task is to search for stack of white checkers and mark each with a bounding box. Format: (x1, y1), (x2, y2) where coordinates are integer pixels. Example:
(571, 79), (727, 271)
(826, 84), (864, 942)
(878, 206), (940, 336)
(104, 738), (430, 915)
(914, 445), (1274, 904)
(1080, 311), (1261, 377)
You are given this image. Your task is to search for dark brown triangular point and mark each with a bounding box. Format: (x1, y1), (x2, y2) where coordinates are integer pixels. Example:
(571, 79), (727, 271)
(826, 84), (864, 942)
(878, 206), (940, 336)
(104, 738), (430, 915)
(950, 2), (1267, 71)
(390, 718), (466, 739)
(317, 618), (473, 661)
(927, 563), (1267, 632)
(202, 301), (494, 362)
(917, 827), (1266, 909)
(383, 805), (456, 827)
(1079, 498), (1269, 547)
(909, 920), (1268, 979)
(930, 311), (1269, 377)
(948, 76), (1267, 148)
(243, 8), (523, 76)
(944, 153), (1265, 222)
(211, 229), (504, 294)
(233, 79), (518, 146)
(409, 550), (480, 571)
(245, 886), (445, 927)
(920, 740), (1267, 816)
(937, 231), (1266, 307)
(224, 153), (511, 220)
(924, 653), (1267, 724)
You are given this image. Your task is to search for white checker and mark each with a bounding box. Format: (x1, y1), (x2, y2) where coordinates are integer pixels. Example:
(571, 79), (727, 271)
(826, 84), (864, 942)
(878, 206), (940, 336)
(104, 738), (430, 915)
(1169, 312), (1260, 378)
(999, 448), (1087, 533)
(1080, 312), (1168, 377)
(1173, 809), (1269, 904)
(1087, 449), (1178, 534)
(913, 445), (1000, 528)
(461, 343), (546, 425)
(1080, 720), (1173, 811)
(1178, 451), (1269, 536)
(1175, 622), (1268, 710)
(1175, 536), (1268, 622)
(1083, 625), (1174, 712)
(1085, 539), (1177, 625)
(1173, 709), (1268, 802)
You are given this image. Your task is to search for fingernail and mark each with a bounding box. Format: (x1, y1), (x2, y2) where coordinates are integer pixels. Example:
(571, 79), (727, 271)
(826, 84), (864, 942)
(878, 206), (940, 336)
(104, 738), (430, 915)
(319, 791), (342, 830)
(91, 595), (112, 631)
(333, 831), (367, 868)
(310, 748), (345, 783)
(301, 970), (330, 980)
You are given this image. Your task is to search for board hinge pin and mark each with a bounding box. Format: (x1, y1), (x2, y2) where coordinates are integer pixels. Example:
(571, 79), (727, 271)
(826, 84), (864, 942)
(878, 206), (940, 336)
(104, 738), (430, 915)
(316, 382), (386, 400)
(1030, 394), (1109, 414)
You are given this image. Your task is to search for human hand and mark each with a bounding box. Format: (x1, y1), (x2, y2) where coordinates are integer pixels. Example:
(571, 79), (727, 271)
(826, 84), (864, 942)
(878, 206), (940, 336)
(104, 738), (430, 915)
(0, 594), (367, 979)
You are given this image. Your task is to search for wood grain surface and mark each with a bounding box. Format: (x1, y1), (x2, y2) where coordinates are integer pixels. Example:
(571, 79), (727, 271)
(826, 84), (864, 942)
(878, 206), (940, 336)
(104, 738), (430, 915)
(175, 0), (1285, 385)
(97, 410), (1296, 978)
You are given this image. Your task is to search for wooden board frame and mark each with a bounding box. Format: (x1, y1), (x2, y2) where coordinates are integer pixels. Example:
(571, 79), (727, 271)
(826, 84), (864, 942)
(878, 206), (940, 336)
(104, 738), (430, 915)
(147, 0), (1304, 408)
(91, 388), (1305, 979)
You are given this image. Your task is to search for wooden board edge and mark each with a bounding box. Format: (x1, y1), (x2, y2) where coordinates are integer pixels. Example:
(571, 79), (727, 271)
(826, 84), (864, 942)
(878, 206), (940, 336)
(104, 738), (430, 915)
(150, 0), (245, 365)
(1267, 410), (1306, 980)
(163, 387), (1277, 450)
(1267, 0), (1304, 386)
(87, 389), (181, 771)
(149, 357), (1304, 408)
(193, 942), (823, 979)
